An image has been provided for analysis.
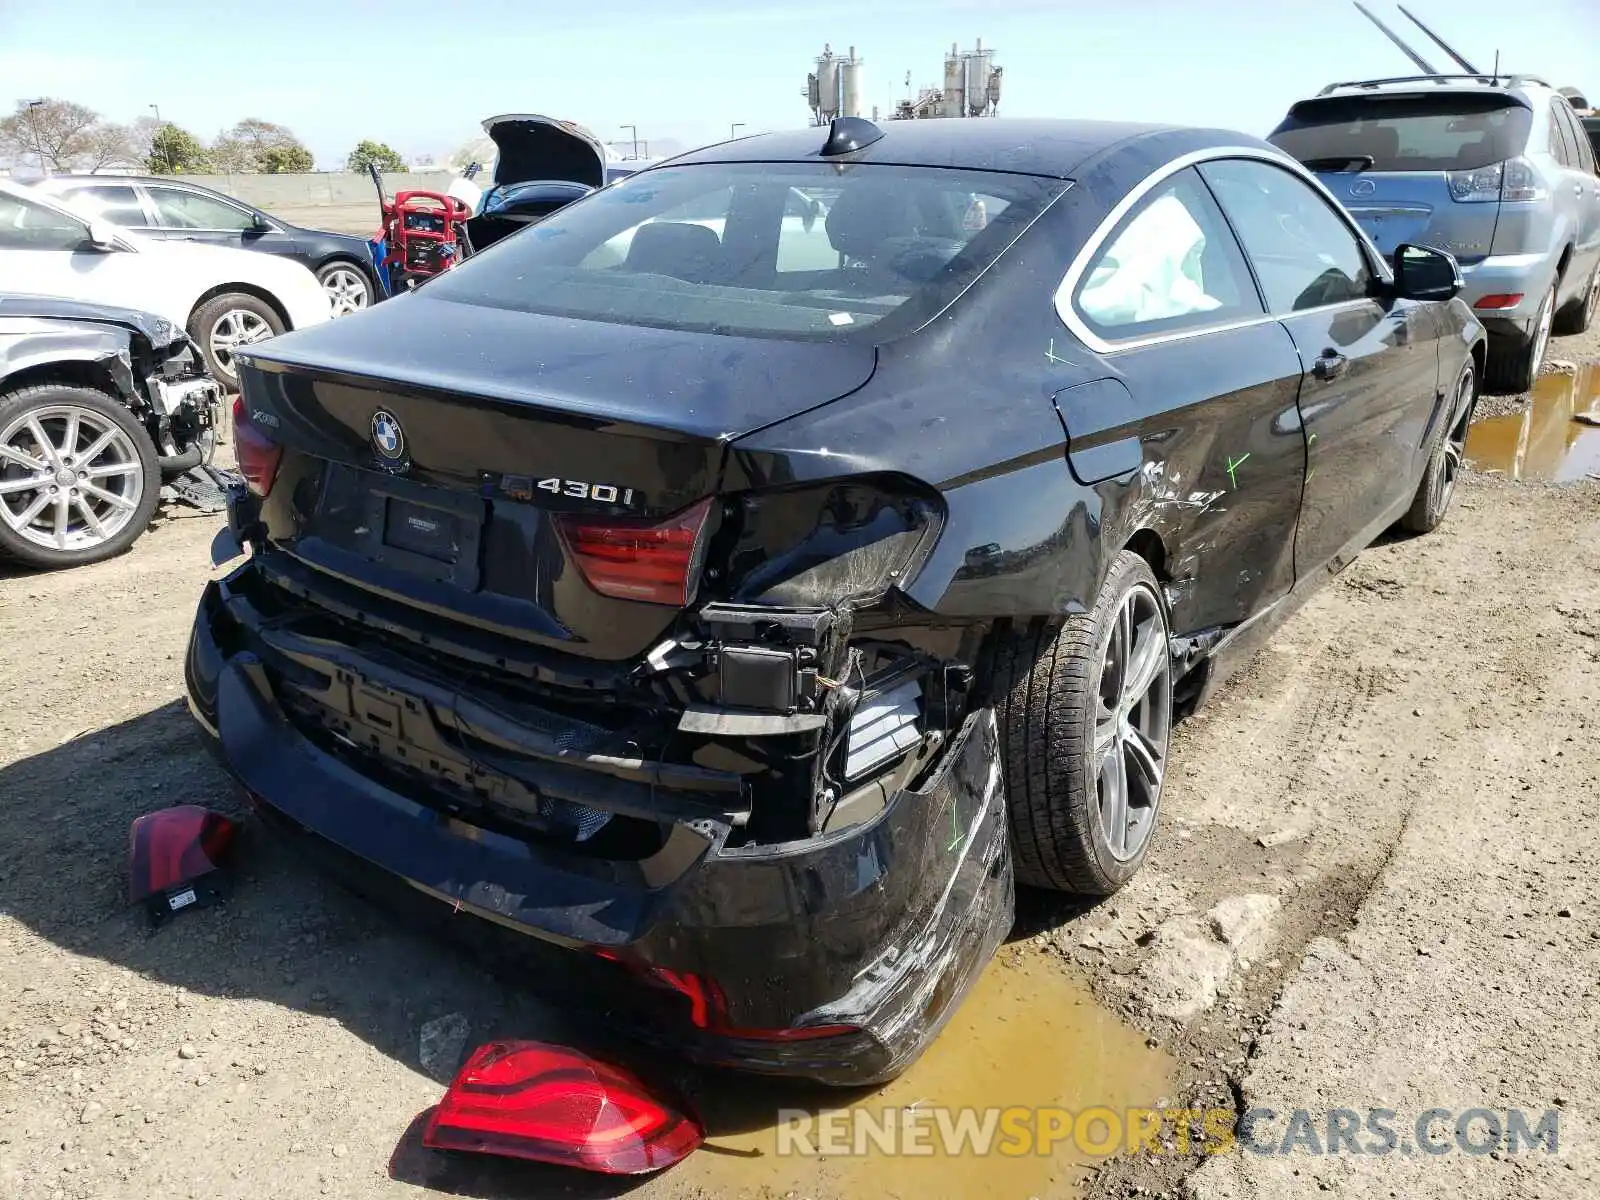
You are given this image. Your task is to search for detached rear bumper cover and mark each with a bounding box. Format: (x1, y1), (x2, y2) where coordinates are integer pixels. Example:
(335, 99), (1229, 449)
(185, 567), (1012, 1085)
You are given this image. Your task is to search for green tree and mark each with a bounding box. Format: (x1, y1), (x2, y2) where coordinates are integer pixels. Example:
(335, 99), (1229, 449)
(259, 143), (314, 173)
(146, 123), (211, 174)
(346, 139), (405, 173)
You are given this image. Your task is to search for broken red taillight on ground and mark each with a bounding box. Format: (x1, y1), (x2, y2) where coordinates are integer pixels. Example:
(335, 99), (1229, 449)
(127, 804), (240, 923)
(232, 396), (283, 498)
(422, 1040), (703, 1174)
(554, 497), (714, 606)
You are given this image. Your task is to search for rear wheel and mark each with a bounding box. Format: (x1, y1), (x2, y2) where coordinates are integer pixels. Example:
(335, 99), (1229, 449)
(1399, 360), (1475, 535)
(316, 261), (374, 318)
(0, 385), (160, 569)
(994, 552), (1173, 895)
(1483, 284), (1554, 394)
(1553, 260), (1599, 337)
(188, 292), (284, 390)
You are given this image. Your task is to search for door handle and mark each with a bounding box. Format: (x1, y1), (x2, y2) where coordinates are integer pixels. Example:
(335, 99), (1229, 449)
(1313, 350), (1348, 381)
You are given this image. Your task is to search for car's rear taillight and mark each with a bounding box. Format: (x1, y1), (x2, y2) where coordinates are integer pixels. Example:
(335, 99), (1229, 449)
(1447, 156), (1547, 204)
(231, 396), (282, 497)
(554, 498), (714, 607)
(422, 1041), (703, 1174)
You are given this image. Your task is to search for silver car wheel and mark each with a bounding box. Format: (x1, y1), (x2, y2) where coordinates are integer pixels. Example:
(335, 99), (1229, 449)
(322, 267), (370, 318)
(0, 405), (144, 552)
(1093, 583), (1172, 862)
(209, 309), (274, 375)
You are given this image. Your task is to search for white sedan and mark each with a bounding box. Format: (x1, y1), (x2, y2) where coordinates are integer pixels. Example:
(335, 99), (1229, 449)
(0, 180), (330, 387)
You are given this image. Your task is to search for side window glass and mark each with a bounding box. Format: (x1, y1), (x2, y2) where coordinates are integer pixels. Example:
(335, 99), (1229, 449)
(148, 188), (255, 231)
(1070, 167), (1262, 340)
(1549, 111), (1575, 168)
(1200, 158), (1373, 313)
(1556, 104), (1594, 174)
(0, 194), (89, 251)
(61, 186), (147, 226)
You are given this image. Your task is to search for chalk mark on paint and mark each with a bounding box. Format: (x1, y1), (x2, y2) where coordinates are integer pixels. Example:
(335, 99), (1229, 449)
(1226, 453), (1251, 488)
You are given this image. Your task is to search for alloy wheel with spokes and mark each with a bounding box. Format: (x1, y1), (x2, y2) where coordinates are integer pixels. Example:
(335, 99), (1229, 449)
(1530, 286), (1555, 381)
(209, 309), (274, 375)
(320, 266), (372, 318)
(1093, 582), (1173, 862)
(996, 550), (1176, 895)
(1401, 361), (1477, 535)
(0, 386), (159, 567)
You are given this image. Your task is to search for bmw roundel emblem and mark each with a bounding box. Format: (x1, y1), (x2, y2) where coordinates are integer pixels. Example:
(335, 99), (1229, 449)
(371, 409), (406, 462)
(1350, 178), (1376, 198)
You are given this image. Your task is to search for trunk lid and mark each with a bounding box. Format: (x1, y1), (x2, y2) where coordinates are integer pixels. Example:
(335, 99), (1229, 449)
(1312, 168), (1496, 263)
(481, 113), (609, 191)
(235, 290), (878, 660)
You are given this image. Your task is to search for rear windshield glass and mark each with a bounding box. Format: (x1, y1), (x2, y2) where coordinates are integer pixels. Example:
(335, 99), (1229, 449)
(1269, 94), (1532, 172)
(421, 162), (1064, 342)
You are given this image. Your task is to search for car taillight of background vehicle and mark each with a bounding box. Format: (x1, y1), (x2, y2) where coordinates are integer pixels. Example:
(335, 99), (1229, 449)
(554, 498), (714, 606)
(1447, 156), (1548, 204)
(231, 396), (283, 498)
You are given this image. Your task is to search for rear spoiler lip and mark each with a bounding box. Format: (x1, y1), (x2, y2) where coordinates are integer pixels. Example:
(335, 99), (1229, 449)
(1286, 89), (1533, 119)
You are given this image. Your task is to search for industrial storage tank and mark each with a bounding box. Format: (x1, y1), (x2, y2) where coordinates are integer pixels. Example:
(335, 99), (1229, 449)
(840, 47), (863, 118)
(942, 43), (966, 119)
(966, 40), (993, 116)
(817, 46), (840, 121)
(986, 65), (1004, 114)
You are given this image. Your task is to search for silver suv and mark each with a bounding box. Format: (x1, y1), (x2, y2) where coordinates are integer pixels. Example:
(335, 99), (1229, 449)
(1269, 75), (1600, 392)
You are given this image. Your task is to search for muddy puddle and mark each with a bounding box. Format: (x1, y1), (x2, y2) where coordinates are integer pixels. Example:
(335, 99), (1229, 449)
(679, 949), (1174, 1200)
(1466, 362), (1600, 482)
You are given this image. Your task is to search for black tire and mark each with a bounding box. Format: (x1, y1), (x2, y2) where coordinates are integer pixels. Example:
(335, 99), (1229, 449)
(1399, 360), (1476, 536)
(1553, 260), (1599, 337)
(0, 384), (161, 569)
(1482, 284), (1554, 394)
(994, 551), (1173, 895)
(187, 292), (284, 390)
(314, 259), (376, 318)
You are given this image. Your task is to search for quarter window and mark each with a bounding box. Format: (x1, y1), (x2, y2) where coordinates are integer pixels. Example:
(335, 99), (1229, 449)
(1549, 111), (1576, 168)
(147, 187), (256, 231)
(1200, 158), (1374, 313)
(1071, 167), (1262, 341)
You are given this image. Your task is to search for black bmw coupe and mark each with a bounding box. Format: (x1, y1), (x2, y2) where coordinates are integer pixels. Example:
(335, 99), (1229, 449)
(185, 116), (1484, 1085)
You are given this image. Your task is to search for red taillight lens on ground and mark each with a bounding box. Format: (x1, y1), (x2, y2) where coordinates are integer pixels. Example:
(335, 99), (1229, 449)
(422, 1041), (703, 1174)
(555, 498), (714, 607)
(232, 396), (283, 497)
(1473, 293), (1525, 310)
(127, 805), (240, 921)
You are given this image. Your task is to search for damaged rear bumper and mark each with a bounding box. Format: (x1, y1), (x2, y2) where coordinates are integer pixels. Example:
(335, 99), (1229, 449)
(184, 564), (1013, 1085)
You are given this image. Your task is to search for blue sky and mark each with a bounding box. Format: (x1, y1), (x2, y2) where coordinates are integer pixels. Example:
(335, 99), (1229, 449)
(2, 0), (1596, 166)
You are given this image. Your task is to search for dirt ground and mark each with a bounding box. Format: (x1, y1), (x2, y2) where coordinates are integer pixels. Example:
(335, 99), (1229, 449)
(1, 325), (1598, 1200)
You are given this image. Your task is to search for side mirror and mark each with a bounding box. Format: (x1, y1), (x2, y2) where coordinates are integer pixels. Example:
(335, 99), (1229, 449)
(250, 212), (272, 231)
(87, 221), (120, 251)
(1391, 243), (1462, 301)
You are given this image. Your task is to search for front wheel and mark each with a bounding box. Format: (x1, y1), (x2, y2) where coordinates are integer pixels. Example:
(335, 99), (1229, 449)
(0, 385), (161, 569)
(188, 292), (284, 390)
(1399, 361), (1476, 535)
(994, 551), (1173, 895)
(1553, 260), (1599, 337)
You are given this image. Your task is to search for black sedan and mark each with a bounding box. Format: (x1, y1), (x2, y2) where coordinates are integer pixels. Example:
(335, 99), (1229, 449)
(185, 116), (1483, 1085)
(36, 175), (379, 318)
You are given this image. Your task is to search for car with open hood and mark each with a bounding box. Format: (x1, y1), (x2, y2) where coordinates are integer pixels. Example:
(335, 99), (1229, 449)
(185, 116), (1484, 1086)
(0, 180), (331, 390)
(463, 114), (661, 252)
